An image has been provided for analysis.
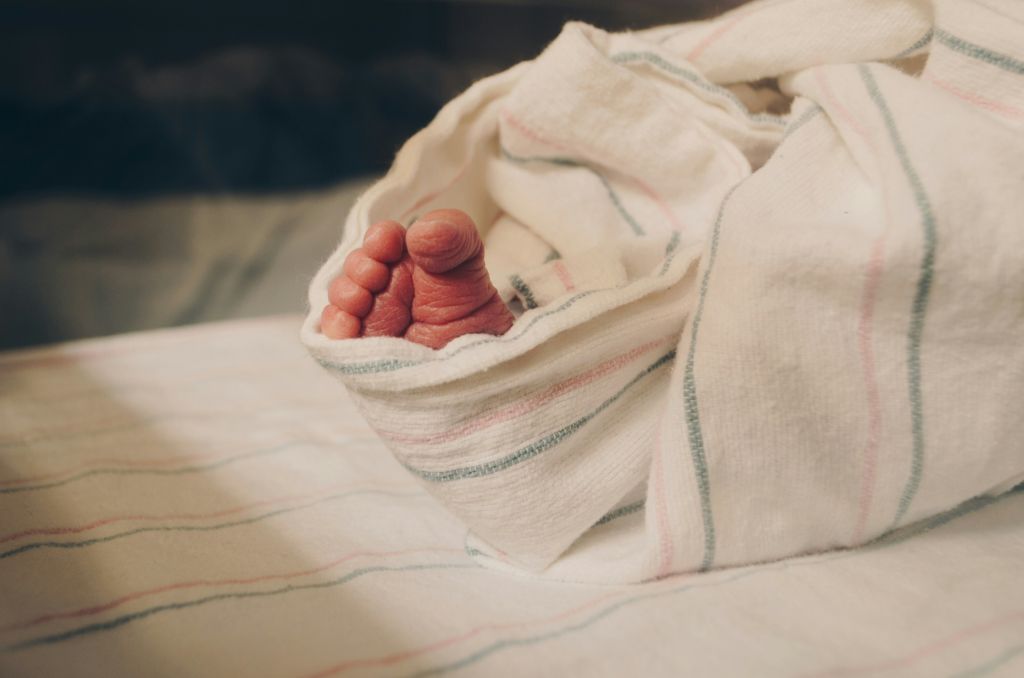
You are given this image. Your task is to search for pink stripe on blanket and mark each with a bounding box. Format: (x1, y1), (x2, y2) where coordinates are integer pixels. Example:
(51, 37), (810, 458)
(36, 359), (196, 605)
(815, 67), (888, 546)
(0, 546), (461, 634)
(0, 451), (225, 488)
(851, 235), (886, 544)
(926, 75), (1024, 119)
(0, 482), (392, 545)
(552, 261), (576, 292)
(814, 68), (872, 141)
(378, 336), (673, 446)
(651, 424), (676, 578)
(0, 438), (325, 493)
(684, 0), (797, 61)
(799, 610), (1024, 677)
(686, 15), (748, 62)
(300, 590), (630, 677)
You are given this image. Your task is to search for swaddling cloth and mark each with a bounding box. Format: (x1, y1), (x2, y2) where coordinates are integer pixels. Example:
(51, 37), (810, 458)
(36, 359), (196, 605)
(302, 0), (1024, 583)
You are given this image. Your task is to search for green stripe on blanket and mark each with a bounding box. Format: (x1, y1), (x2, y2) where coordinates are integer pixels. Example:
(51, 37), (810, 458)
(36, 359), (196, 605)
(858, 65), (937, 529)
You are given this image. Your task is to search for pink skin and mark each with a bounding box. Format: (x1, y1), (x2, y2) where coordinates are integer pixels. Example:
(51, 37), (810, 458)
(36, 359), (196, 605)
(320, 208), (515, 349)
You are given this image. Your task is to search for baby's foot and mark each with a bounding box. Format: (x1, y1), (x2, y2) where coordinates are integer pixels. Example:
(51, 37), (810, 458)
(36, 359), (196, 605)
(320, 208), (514, 349)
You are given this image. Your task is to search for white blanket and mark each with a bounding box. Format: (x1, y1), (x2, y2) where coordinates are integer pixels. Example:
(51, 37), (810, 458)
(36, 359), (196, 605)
(302, 0), (1024, 583)
(2, 317), (1023, 676)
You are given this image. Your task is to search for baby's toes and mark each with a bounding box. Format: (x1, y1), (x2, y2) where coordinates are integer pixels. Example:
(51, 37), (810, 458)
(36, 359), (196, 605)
(328, 275), (373, 317)
(320, 304), (361, 339)
(343, 248), (391, 292)
(321, 219), (414, 340)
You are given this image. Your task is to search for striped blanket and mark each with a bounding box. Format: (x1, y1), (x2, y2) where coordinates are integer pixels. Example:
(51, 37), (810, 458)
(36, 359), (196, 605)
(2, 316), (1022, 676)
(302, 0), (1024, 582)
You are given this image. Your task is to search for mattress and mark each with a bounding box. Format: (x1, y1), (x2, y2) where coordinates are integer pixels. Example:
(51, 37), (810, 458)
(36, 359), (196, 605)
(1, 315), (1021, 677)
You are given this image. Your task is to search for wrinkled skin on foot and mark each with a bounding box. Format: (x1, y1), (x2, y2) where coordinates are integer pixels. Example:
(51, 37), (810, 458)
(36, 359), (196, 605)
(320, 209), (514, 349)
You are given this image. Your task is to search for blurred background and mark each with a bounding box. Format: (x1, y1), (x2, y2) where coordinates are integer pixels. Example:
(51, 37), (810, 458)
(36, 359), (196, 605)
(0, 0), (745, 350)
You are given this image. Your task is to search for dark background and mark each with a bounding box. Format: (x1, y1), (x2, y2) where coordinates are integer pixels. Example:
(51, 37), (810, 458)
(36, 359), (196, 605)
(0, 0), (742, 198)
(0, 0), (745, 348)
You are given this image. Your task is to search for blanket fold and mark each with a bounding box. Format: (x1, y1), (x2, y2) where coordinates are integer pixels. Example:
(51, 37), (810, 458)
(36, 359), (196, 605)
(303, 0), (1024, 582)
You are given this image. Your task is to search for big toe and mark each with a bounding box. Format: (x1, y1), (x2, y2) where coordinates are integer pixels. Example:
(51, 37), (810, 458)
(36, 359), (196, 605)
(406, 209), (484, 274)
(403, 209), (514, 348)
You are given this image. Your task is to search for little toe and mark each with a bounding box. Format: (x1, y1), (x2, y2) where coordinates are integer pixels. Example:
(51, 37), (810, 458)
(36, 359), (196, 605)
(362, 220), (407, 263)
(328, 275), (373, 317)
(320, 304), (361, 339)
(406, 209), (483, 274)
(343, 248), (391, 292)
